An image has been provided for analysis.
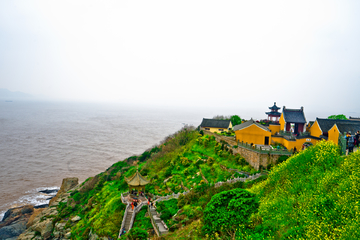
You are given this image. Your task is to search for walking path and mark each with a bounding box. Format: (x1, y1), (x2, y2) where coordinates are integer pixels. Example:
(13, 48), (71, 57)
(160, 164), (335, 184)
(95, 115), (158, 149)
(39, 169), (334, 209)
(118, 194), (146, 238)
(118, 171), (264, 237)
(153, 172), (263, 203)
(148, 205), (168, 236)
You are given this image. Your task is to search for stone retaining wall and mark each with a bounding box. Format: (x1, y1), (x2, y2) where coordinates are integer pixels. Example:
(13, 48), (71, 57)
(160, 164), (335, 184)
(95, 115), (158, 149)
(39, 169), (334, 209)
(232, 146), (281, 170)
(204, 131), (288, 170)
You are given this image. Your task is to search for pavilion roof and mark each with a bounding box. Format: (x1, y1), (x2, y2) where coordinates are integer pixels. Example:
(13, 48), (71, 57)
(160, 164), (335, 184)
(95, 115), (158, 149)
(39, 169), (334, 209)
(266, 111), (281, 116)
(268, 102), (280, 110)
(125, 170), (150, 186)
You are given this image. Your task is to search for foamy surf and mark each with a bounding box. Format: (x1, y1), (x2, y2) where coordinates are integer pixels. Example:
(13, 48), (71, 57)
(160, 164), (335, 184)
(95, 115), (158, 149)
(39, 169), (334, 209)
(0, 186), (59, 221)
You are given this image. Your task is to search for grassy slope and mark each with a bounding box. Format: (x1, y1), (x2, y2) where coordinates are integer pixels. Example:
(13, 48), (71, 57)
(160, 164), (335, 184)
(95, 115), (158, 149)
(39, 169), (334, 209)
(54, 128), (253, 239)
(55, 160), (131, 239)
(244, 140), (360, 239)
(132, 206), (153, 231)
(55, 128), (360, 240)
(163, 140), (360, 240)
(143, 133), (255, 196)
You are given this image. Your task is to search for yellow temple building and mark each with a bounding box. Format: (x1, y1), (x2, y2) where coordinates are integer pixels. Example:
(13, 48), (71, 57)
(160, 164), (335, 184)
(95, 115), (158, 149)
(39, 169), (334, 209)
(233, 103), (360, 152)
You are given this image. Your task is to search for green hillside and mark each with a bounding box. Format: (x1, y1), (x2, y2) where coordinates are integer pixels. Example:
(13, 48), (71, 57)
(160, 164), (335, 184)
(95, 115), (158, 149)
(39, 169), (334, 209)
(54, 127), (256, 239)
(242, 141), (360, 240)
(54, 128), (360, 240)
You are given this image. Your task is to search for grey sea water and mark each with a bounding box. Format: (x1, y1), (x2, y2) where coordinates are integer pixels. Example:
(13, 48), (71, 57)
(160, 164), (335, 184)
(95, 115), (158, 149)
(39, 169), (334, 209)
(0, 101), (204, 219)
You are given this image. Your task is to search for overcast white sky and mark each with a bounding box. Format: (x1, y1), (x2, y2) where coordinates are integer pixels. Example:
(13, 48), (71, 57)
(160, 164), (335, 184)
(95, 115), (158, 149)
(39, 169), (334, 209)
(1, 0), (359, 119)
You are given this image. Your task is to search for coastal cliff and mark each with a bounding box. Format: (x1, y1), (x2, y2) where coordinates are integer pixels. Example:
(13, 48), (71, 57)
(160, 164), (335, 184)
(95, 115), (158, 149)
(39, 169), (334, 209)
(0, 205), (37, 239)
(1, 128), (360, 239)
(15, 178), (79, 240)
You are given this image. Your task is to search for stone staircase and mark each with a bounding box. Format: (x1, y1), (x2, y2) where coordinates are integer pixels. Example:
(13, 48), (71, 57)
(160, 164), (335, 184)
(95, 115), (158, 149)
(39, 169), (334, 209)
(119, 198), (147, 238)
(148, 206), (168, 236)
(124, 209), (133, 231)
(118, 171), (263, 237)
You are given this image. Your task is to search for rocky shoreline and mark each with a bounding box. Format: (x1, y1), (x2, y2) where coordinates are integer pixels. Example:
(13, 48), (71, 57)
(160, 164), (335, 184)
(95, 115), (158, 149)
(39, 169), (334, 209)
(0, 178), (78, 240)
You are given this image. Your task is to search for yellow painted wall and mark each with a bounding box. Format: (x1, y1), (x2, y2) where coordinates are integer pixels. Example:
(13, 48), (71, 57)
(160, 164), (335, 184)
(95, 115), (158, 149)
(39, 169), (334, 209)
(279, 113), (285, 131)
(271, 136), (298, 149)
(268, 124), (281, 134)
(328, 125), (340, 145)
(235, 124), (271, 145)
(202, 122), (232, 133)
(271, 136), (285, 145)
(310, 121), (322, 137)
(202, 127), (228, 133)
(272, 136), (321, 151)
(306, 123), (312, 132)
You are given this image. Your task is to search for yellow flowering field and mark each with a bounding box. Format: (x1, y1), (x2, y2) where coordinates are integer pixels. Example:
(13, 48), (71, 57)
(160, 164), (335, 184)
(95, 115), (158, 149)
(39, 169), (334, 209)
(246, 141), (360, 239)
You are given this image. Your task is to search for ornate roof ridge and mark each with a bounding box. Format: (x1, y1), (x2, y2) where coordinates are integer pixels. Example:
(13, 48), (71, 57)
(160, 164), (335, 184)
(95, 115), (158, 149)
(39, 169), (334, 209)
(125, 170), (150, 186)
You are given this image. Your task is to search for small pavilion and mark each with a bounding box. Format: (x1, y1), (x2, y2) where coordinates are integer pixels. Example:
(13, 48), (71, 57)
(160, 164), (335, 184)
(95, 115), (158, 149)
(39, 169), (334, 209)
(266, 102), (281, 122)
(125, 170), (150, 193)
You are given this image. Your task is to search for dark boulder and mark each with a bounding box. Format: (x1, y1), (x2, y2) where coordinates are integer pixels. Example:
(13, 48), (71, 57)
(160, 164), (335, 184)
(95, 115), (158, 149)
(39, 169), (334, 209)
(0, 218), (27, 239)
(34, 204), (48, 209)
(39, 189), (58, 194)
(0, 205), (34, 240)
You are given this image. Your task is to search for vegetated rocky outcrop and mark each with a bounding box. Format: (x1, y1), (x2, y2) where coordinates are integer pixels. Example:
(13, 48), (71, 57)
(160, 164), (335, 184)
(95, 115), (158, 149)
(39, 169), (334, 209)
(8, 128), (259, 239)
(0, 205), (38, 240)
(17, 177), (79, 240)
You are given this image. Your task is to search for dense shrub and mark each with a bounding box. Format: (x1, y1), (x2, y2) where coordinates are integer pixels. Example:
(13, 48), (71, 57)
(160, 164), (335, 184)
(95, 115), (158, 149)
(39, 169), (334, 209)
(202, 188), (258, 237)
(276, 155), (289, 164)
(132, 206), (153, 231)
(127, 227), (148, 240)
(246, 141), (360, 239)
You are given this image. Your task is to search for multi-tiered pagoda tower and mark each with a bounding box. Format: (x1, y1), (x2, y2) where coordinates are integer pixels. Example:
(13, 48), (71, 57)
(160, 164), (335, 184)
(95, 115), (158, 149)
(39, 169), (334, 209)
(266, 102), (281, 122)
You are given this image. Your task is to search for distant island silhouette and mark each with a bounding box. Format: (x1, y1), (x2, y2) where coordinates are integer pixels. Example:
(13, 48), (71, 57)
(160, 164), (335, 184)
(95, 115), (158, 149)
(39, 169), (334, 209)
(0, 88), (33, 100)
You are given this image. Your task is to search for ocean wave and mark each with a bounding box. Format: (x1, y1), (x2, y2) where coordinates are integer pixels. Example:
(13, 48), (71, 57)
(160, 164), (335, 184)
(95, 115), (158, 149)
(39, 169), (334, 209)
(0, 186), (60, 222)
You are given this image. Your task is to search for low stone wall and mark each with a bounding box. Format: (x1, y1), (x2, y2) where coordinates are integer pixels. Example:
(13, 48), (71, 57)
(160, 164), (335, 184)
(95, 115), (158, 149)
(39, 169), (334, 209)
(204, 131), (288, 170)
(232, 146), (281, 170)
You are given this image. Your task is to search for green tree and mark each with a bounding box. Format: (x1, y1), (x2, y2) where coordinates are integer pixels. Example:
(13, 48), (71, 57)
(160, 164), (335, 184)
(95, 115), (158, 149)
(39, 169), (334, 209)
(230, 115), (242, 126)
(202, 188), (258, 237)
(328, 114), (347, 120)
(127, 227), (148, 240)
(213, 115), (230, 120)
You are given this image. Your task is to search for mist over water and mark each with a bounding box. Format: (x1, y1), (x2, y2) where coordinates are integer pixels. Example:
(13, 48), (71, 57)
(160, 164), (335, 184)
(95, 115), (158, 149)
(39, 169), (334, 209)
(0, 101), (205, 219)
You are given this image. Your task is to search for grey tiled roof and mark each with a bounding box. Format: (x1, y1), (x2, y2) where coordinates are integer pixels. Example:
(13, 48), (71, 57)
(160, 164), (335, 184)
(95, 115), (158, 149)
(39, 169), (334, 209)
(233, 119), (270, 132)
(269, 102), (280, 110)
(200, 118), (231, 128)
(316, 118), (360, 134)
(349, 117), (360, 121)
(335, 122), (360, 134)
(283, 107), (306, 123)
(266, 111), (281, 116)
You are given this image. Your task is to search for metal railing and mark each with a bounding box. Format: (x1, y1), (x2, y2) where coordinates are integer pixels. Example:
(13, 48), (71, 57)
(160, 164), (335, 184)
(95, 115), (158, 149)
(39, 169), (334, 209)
(278, 130), (292, 136)
(154, 190), (191, 203)
(237, 141), (292, 155)
(299, 131), (311, 136)
(214, 173), (262, 188)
